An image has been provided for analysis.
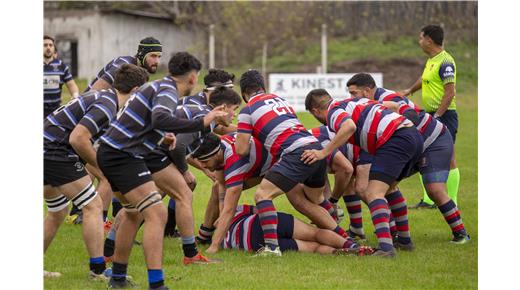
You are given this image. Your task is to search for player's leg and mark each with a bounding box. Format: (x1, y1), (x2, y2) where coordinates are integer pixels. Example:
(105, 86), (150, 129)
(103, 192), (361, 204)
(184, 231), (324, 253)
(289, 214), (355, 249)
(286, 185), (340, 231)
(43, 185), (69, 253)
(385, 184), (413, 250)
(196, 182), (220, 244)
(343, 176), (365, 239)
(253, 177), (285, 254)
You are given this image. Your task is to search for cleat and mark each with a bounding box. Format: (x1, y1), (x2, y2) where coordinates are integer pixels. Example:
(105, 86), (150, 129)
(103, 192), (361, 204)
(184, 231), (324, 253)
(104, 220), (113, 233)
(253, 246), (282, 257)
(371, 249), (396, 258)
(409, 199), (437, 210)
(88, 270), (110, 282)
(183, 252), (223, 265)
(195, 236), (212, 245)
(394, 240), (415, 251)
(332, 204), (345, 224)
(334, 245), (375, 256)
(148, 286), (169, 290)
(44, 270), (62, 278)
(108, 277), (137, 289)
(348, 229), (367, 242)
(450, 232), (471, 244)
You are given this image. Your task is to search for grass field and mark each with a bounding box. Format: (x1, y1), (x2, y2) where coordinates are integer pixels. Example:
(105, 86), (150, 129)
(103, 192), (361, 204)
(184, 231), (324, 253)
(44, 86), (477, 289)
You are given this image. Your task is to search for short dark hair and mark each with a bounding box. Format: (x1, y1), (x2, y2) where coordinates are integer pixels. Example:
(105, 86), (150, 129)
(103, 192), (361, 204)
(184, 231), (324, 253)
(305, 89), (332, 111)
(113, 64), (149, 94)
(168, 52), (202, 76)
(191, 133), (222, 160)
(44, 35), (55, 43)
(204, 69), (235, 88)
(421, 25), (444, 46)
(239, 69), (265, 96)
(209, 86), (242, 107)
(346, 73), (376, 89)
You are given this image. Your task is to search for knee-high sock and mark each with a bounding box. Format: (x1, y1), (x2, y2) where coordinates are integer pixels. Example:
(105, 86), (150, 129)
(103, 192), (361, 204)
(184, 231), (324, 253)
(438, 199), (466, 235)
(386, 190), (411, 244)
(368, 199), (393, 252)
(447, 168), (460, 205)
(256, 200), (279, 250)
(342, 195), (364, 235)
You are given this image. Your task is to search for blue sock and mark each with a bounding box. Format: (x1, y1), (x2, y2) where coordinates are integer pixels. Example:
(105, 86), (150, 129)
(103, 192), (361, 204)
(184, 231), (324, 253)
(148, 269), (164, 288)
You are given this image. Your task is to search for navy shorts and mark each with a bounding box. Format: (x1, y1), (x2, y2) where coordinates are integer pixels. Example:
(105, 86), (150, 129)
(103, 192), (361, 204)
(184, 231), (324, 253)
(97, 143), (153, 194)
(369, 127), (424, 185)
(416, 129), (453, 184)
(433, 110), (458, 143)
(44, 159), (88, 187)
(250, 212), (298, 252)
(357, 149), (373, 166)
(266, 142), (327, 192)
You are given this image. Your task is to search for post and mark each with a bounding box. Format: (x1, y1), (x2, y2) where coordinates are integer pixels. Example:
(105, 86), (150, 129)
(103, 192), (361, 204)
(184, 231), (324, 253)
(209, 24), (215, 69)
(321, 23), (327, 74)
(262, 42), (268, 81)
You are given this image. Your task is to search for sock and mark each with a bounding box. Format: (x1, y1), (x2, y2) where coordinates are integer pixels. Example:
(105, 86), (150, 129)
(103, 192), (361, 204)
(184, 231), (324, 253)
(103, 210), (108, 222)
(148, 269), (164, 289)
(112, 262), (127, 282)
(256, 200), (279, 250)
(70, 204), (80, 216)
(182, 236), (198, 258)
(342, 238), (358, 249)
(438, 199), (466, 235)
(164, 199), (177, 236)
(333, 226), (348, 238)
(329, 197), (339, 204)
(319, 199), (338, 221)
(197, 224), (215, 241)
(112, 198), (122, 218)
(386, 190), (411, 244)
(103, 237), (115, 258)
(368, 199), (393, 252)
(89, 256), (106, 275)
(342, 195), (364, 235)
(447, 168), (460, 205)
(389, 213), (397, 237)
(419, 175), (435, 205)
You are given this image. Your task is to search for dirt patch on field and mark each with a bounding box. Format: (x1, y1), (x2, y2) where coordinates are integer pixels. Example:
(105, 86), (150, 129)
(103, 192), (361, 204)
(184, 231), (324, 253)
(297, 57), (425, 90)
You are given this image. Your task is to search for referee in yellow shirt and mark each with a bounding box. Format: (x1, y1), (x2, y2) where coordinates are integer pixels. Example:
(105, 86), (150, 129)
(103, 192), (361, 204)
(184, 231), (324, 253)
(399, 25), (460, 208)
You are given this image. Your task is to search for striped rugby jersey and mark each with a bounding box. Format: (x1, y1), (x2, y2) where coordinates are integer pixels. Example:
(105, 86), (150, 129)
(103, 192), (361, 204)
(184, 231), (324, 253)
(181, 91), (208, 106)
(222, 204), (257, 251)
(44, 58), (73, 110)
(237, 93), (317, 161)
(85, 56), (137, 92)
(309, 126), (362, 166)
(327, 97), (412, 154)
(100, 76), (208, 158)
(373, 87), (445, 150)
(221, 133), (273, 188)
(44, 89), (119, 162)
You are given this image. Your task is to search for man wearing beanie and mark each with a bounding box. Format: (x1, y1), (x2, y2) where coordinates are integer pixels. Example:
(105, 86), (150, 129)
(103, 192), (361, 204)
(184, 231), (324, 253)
(85, 36), (162, 92)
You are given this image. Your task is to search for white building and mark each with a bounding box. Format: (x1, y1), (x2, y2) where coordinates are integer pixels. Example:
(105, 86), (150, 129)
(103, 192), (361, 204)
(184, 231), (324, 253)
(44, 8), (204, 81)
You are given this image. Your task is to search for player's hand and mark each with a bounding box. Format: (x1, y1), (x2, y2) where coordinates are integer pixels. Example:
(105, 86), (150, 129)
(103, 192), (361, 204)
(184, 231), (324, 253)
(162, 133), (176, 150)
(203, 169), (217, 182)
(206, 244), (219, 254)
(183, 170), (196, 185)
(397, 89), (411, 97)
(300, 149), (326, 164)
(203, 105), (228, 127)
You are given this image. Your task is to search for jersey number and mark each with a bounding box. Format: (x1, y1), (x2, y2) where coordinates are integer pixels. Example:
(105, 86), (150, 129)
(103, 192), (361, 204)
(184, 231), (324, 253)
(265, 98), (293, 116)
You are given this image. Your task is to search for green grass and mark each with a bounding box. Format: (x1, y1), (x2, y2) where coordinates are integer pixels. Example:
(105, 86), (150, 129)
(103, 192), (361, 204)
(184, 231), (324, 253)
(44, 86), (477, 289)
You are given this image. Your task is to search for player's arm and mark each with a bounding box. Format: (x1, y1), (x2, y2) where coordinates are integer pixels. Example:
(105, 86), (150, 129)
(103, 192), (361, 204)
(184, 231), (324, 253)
(213, 123), (237, 135)
(206, 184), (243, 254)
(301, 118), (356, 165)
(235, 107), (253, 156)
(69, 124), (98, 168)
(399, 77), (422, 97)
(435, 82), (455, 118)
(65, 79), (80, 98)
(89, 78), (112, 91)
(235, 133), (252, 156)
(330, 151), (354, 200)
(382, 101), (420, 126)
(188, 157), (217, 182)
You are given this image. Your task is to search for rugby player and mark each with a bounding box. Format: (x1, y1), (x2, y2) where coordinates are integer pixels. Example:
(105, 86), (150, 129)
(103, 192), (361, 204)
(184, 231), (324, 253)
(347, 73), (470, 243)
(96, 52), (226, 289)
(43, 35), (79, 118)
(43, 64), (148, 279)
(302, 89), (424, 257)
(235, 70), (348, 256)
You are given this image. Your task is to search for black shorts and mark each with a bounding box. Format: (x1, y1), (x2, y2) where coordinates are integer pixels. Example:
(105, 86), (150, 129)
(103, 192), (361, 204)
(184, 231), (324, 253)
(44, 106), (58, 119)
(250, 212), (298, 252)
(97, 143), (153, 194)
(44, 159), (88, 187)
(265, 142), (327, 193)
(145, 149), (172, 174)
(433, 110), (458, 143)
(369, 127), (424, 185)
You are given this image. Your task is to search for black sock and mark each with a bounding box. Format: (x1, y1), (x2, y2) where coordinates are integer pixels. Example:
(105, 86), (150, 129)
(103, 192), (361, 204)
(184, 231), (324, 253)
(329, 197), (339, 204)
(112, 262), (128, 282)
(164, 206), (177, 235)
(104, 238), (115, 257)
(150, 281), (165, 289)
(182, 242), (198, 258)
(112, 200), (122, 218)
(89, 257), (106, 274)
(103, 210), (108, 221)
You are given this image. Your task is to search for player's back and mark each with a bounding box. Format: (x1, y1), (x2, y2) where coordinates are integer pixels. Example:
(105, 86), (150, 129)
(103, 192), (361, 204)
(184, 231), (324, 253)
(85, 56), (137, 92)
(222, 204), (257, 251)
(238, 93), (317, 160)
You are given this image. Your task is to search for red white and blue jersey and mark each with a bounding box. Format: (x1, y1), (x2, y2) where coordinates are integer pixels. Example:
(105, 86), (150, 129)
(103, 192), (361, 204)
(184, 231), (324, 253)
(373, 87), (445, 150)
(309, 126), (361, 166)
(221, 133), (273, 188)
(237, 93), (317, 161)
(327, 97), (412, 154)
(222, 204), (257, 251)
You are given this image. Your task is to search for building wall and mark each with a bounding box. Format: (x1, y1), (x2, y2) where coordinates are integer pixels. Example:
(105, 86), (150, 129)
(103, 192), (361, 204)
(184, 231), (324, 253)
(44, 11), (203, 82)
